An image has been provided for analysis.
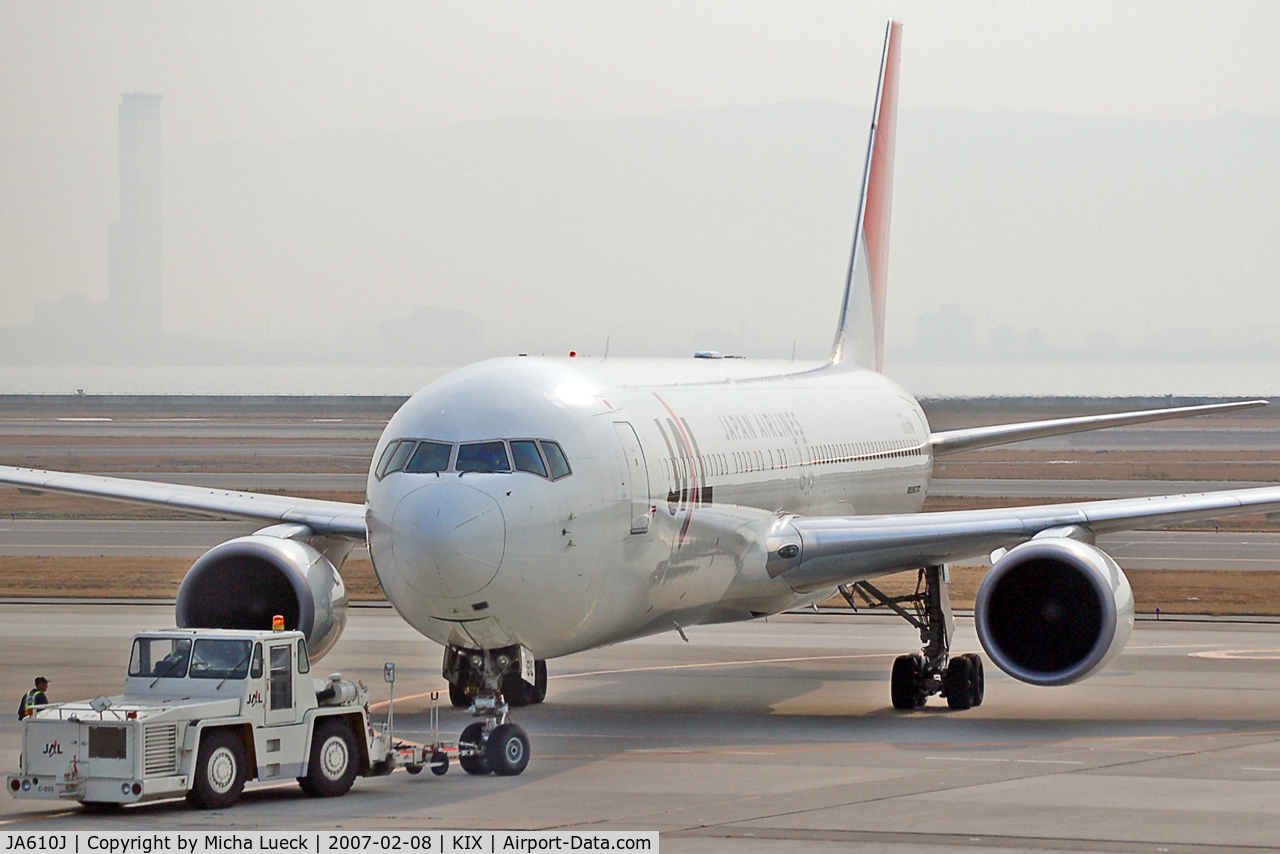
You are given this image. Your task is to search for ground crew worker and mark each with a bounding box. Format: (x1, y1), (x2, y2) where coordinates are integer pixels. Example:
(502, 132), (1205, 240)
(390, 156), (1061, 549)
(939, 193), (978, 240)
(18, 677), (48, 719)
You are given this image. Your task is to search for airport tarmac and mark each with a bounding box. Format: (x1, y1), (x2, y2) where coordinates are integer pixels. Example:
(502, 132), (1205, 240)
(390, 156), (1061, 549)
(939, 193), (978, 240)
(930, 478), (1275, 499)
(2, 605), (1280, 851)
(4, 519), (1279, 571)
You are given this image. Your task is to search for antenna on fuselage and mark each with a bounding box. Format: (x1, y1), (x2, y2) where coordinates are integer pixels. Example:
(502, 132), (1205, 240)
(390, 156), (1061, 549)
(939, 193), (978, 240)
(829, 19), (901, 371)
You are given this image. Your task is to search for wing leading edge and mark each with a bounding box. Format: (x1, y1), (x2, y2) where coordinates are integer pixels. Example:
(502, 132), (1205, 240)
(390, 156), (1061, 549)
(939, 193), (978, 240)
(773, 484), (1280, 593)
(930, 399), (1267, 455)
(0, 466), (367, 540)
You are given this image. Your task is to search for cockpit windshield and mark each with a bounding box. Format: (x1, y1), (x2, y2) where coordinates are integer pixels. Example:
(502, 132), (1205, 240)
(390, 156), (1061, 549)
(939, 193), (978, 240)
(405, 441), (451, 473)
(457, 441), (511, 473)
(376, 437), (571, 480)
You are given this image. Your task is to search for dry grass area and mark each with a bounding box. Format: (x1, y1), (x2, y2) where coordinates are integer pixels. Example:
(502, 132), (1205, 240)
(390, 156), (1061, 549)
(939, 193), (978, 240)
(2, 557), (1277, 617)
(0, 490), (365, 520)
(0, 556), (386, 602)
(816, 565), (1280, 616)
(1, 435), (373, 474)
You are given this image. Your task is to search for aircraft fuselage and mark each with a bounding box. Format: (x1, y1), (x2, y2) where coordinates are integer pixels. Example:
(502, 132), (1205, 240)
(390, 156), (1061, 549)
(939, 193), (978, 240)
(366, 356), (932, 658)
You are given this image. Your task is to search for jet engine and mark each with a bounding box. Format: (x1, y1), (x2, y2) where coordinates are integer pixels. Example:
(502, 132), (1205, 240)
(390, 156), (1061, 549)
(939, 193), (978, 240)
(174, 529), (349, 661)
(974, 536), (1133, 686)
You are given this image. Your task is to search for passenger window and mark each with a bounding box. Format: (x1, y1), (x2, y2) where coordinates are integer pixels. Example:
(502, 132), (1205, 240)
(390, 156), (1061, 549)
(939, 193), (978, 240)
(540, 441), (571, 479)
(406, 441), (451, 473)
(511, 441), (548, 477)
(297, 639), (310, 674)
(457, 441), (511, 473)
(250, 643), (263, 679)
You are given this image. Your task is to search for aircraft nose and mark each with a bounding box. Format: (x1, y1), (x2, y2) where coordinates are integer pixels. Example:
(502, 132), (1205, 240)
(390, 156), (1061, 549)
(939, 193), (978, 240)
(389, 480), (506, 599)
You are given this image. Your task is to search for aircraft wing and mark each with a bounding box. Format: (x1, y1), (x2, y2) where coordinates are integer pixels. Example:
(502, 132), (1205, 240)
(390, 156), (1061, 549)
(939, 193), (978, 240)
(0, 466), (367, 540)
(930, 399), (1266, 455)
(774, 485), (1280, 592)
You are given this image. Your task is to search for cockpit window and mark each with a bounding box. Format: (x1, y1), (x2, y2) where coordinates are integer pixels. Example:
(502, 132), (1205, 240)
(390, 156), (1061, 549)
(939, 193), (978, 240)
(457, 441), (511, 473)
(510, 440), (548, 477)
(376, 440), (416, 479)
(374, 441), (402, 479)
(405, 441), (451, 473)
(540, 440), (571, 479)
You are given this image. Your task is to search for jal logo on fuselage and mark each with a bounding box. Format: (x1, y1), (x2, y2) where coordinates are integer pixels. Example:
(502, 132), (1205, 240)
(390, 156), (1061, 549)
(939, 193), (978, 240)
(245, 689), (263, 707)
(41, 741), (62, 756)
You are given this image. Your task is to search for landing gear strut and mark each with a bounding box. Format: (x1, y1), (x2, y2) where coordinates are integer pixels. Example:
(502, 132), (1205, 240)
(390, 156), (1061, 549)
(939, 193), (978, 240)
(448, 650), (546, 708)
(443, 645), (536, 776)
(839, 564), (984, 711)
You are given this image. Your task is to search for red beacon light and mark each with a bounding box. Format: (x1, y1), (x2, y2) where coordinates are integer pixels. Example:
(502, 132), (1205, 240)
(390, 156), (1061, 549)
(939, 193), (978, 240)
(272, 614), (285, 632)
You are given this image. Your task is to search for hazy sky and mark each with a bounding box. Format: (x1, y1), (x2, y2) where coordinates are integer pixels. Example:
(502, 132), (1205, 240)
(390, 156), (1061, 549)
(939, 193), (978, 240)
(6, 1), (1280, 144)
(3, 1), (1280, 381)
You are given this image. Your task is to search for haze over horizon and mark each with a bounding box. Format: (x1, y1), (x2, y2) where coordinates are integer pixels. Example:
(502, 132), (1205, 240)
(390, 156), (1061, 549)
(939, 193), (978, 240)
(3, 2), (1278, 395)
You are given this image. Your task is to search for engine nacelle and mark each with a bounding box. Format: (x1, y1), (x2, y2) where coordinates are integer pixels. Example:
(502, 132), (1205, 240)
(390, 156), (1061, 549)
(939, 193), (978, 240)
(974, 537), (1134, 686)
(175, 534), (349, 661)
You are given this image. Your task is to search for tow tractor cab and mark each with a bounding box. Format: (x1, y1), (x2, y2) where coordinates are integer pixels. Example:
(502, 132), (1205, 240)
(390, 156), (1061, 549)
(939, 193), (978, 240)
(8, 628), (394, 809)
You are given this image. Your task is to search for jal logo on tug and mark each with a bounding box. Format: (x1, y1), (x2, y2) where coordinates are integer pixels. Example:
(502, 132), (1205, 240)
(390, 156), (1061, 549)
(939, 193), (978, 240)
(42, 741), (62, 756)
(245, 689), (263, 707)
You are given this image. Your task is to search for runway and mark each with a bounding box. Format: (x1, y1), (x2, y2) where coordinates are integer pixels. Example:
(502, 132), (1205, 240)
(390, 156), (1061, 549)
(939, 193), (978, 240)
(4, 519), (1279, 571)
(2, 605), (1280, 851)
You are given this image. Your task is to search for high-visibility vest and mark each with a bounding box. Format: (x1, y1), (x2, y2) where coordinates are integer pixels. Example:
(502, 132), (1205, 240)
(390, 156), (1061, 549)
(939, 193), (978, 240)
(18, 688), (44, 719)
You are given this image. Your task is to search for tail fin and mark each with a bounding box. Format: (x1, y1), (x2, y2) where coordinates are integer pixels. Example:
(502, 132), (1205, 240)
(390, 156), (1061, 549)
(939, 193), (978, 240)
(829, 20), (902, 371)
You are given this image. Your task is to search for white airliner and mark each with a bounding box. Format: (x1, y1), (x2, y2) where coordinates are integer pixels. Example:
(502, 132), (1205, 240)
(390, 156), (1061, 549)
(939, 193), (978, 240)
(3, 21), (1278, 775)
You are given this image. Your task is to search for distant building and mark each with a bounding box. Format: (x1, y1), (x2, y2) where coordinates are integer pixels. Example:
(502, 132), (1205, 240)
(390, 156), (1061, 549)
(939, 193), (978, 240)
(108, 93), (163, 338)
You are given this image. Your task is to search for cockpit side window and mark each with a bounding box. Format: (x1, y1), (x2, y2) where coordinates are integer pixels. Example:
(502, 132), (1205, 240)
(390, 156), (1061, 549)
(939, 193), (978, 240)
(374, 441), (402, 479)
(405, 441), (452, 473)
(510, 440), (548, 477)
(457, 441), (512, 473)
(540, 440), (572, 480)
(376, 440), (416, 479)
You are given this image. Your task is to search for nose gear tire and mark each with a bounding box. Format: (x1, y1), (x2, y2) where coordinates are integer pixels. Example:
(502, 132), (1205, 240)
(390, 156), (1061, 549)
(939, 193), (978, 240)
(458, 722), (492, 775)
(485, 723), (530, 776)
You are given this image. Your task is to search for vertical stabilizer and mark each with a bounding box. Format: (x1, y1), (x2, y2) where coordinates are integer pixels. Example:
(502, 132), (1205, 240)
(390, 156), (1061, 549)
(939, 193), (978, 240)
(830, 20), (901, 370)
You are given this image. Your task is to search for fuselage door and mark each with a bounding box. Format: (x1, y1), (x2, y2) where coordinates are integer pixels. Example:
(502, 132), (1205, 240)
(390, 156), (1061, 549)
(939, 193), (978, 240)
(613, 422), (652, 534)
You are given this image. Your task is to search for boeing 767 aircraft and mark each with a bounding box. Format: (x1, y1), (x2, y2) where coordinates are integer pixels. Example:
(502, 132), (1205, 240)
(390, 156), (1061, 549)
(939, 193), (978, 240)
(3, 21), (1278, 780)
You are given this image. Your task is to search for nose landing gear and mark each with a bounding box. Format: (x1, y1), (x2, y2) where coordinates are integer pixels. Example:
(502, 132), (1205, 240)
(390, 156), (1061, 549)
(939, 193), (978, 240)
(445, 645), (537, 776)
(839, 564), (985, 710)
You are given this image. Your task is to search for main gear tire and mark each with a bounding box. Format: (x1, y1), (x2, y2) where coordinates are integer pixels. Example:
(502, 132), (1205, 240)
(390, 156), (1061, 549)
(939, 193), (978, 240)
(944, 656), (974, 711)
(891, 654), (926, 710)
(963, 653), (985, 707)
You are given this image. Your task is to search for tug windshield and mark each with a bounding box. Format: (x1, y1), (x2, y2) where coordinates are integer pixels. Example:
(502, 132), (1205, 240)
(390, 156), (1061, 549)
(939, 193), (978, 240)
(128, 637), (192, 679)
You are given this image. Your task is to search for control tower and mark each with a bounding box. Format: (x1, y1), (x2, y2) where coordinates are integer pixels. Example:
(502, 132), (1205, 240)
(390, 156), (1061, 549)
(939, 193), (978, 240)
(108, 93), (162, 338)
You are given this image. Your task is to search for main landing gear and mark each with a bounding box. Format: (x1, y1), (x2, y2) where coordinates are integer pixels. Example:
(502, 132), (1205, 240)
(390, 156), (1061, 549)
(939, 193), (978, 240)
(839, 564), (984, 711)
(443, 645), (539, 776)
